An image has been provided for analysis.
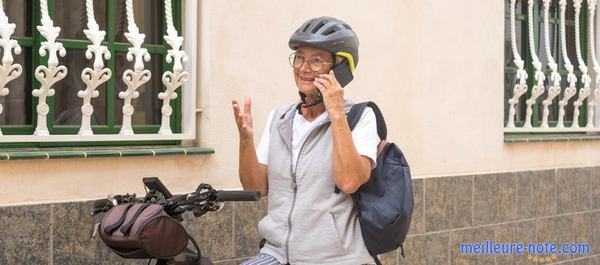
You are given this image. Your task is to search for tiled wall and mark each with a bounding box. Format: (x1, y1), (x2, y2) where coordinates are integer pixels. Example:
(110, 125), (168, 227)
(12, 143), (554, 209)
(1, 167), (599, 265)
(394, 167), (600, 265)
(0, 199), (267, 265)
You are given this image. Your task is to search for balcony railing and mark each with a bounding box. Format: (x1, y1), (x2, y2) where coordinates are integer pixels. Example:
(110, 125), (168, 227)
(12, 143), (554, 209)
(0, 0), (195, 143)
(505, 0), (600, 133)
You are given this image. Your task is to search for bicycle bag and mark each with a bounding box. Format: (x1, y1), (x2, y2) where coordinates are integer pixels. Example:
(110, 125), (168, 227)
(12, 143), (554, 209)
(99, 203), (188, 259)
(337, 101), (414, 265)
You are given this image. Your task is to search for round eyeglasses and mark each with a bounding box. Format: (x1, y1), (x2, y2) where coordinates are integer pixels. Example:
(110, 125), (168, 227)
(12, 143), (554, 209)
(288, 53), (332, 72)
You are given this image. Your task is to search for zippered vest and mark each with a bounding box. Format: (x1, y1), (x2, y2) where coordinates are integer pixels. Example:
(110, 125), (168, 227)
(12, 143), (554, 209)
(258, 102), (374, 265)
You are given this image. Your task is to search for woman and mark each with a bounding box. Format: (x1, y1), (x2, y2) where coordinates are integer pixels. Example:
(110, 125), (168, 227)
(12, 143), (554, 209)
(233, 16), (379, 265)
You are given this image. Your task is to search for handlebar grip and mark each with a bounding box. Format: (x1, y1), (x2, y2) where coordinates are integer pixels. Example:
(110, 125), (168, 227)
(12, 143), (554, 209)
(91, 198), (113, 215)
(93, 198), (113, 209)
(216, 190), (261, 202)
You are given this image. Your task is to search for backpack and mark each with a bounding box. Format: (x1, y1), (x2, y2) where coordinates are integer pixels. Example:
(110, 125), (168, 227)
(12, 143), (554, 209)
(335, 101), (414, 265)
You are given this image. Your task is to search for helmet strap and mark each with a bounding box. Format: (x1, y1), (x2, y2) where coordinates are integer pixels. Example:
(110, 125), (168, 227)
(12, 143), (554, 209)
(297, 91), (323, 115)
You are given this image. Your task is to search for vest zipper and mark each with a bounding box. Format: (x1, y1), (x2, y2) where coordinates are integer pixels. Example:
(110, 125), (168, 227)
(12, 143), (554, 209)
(284, 172), (298, 263)
(284, 115), (322, 264)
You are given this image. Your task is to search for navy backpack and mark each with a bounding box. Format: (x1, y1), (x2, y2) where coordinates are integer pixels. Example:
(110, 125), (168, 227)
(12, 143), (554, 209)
(336, 101), (414, 265)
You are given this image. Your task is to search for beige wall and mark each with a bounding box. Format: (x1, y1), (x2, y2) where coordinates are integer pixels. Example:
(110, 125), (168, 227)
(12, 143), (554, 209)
(4, 0), (600, 205)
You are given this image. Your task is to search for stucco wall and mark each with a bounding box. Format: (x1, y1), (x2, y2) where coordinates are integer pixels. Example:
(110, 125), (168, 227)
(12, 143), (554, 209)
(197, 1), (600, 180)
(4, 0), (600, 205)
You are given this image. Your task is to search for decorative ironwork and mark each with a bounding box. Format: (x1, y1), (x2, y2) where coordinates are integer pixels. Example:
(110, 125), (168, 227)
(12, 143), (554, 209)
(33, 0), (67, 136)
(159, 0), (189, 135)
(78, 0), (112, 135)
(0, 0), (22, 135)
(119, 0), (151, 135)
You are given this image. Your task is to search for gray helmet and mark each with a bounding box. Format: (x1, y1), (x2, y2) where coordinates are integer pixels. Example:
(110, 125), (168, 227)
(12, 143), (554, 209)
(289, 16), (359, 72)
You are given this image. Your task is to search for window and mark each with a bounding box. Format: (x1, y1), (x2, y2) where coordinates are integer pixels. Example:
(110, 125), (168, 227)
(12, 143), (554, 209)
(0, 0), (195, 147)
(504, 0), (595, 133)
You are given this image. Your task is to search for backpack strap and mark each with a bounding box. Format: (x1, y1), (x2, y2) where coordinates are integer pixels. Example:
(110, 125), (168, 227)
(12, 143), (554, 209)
(347, 102), (368, 131)
(347, 101), (387, 140)
(364, 101), (387, 140)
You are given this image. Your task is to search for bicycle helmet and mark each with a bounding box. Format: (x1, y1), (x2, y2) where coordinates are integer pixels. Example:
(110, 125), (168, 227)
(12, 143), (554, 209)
(289, 16), (359, 72)
(289, 17), (359, 111)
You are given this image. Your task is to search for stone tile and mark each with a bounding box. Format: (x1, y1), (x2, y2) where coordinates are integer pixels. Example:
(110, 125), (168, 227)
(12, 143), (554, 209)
(233, 198), (268, 257)
(0, 204), (50, 265)
(53, 201), (155, 265)
(591, 255), (600, 265)
(536, 215), (575, 262)
(97, 248), (146, 265)
(424, 175), (472, 232)
(53, 201), (103, 265)
(494, 220), (536, 265)
(473, 172), (517, 225)
(516, 170), (556, 219)
(556, 167), (592, 214)
(425, 232), (449, 265)
(408, 179), (424, 235)
(547, 258), (591, 265)
(573, 212), (596, 256)
(586, 211), (600, 256)
(449, 226), (496, 265)
(378, 249), (397, 265)
(183, 201), (234, 261)
(591, 167), (600, 210)
(570, 258), (591, 265)
(397, 235), (425, 265)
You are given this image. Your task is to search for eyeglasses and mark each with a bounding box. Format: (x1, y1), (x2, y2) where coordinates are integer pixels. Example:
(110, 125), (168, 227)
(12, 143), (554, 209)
(288, 53), (332, 72)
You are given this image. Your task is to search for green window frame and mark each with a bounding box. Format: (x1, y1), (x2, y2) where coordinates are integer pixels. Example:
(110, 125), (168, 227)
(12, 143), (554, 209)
(504, 0), (588, 130)
(1, 0), (183, 148)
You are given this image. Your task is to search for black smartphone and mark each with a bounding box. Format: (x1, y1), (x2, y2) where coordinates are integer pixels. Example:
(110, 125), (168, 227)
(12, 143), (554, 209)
(143, 177), (173, 198)
(332, 59), (354, 88)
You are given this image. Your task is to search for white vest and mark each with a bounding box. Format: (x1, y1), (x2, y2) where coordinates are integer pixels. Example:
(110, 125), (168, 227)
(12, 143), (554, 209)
(258, 102), (374, 265)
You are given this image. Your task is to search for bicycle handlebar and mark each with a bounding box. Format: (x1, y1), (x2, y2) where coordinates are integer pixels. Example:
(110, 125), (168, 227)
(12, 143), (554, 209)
(216, 190), (261, 202)
(91, 179), (261, 217)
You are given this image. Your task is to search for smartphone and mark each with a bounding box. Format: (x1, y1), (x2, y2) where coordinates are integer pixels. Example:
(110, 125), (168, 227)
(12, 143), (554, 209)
(332, 59), (354, 88)
(143, 177), (173, 198)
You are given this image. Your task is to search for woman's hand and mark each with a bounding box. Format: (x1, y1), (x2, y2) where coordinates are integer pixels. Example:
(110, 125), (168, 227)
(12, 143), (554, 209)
(233, 96), (268, 196)
(232, 96), (253, 140)
(314, 70), (345, 119)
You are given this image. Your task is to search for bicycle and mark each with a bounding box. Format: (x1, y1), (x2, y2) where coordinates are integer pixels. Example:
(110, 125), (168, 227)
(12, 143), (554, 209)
(91, 177), (261, 265)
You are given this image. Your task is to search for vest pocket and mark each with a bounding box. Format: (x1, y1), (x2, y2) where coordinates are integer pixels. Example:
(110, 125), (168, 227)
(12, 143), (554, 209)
(258, 216), (284, 248)
(329, 211), (347, 253)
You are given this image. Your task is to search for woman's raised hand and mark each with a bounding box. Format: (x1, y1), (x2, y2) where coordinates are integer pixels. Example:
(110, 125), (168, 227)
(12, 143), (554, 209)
(232, 96), (254, 140)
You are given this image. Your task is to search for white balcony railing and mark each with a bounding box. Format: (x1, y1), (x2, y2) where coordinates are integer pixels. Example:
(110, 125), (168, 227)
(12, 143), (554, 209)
(506, 0), (600, 133)
(0, 0), (196, 143)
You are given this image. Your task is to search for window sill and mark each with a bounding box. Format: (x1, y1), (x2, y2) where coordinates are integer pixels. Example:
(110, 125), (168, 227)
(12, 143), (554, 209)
(504, 134), (600, 143)
(0, 133), (195, 143)
(0, 146), (214, 160)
